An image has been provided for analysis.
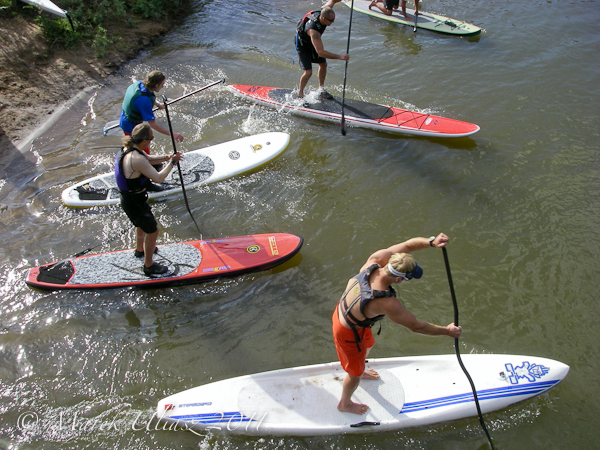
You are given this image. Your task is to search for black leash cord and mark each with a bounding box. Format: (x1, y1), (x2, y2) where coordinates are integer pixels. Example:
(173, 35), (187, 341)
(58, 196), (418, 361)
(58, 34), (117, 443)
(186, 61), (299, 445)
(47, 228), (129, 270)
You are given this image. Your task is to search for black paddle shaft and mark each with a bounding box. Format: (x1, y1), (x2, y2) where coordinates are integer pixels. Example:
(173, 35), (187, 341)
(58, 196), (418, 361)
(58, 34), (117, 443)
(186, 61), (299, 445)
(162, 95), (203, 238)
(341, 0), (355, 136)
(442, 247), (496, 450)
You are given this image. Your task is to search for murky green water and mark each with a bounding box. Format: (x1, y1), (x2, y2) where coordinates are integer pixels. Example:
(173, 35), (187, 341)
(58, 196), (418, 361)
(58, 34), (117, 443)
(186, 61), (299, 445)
(1, 0), (599, 448)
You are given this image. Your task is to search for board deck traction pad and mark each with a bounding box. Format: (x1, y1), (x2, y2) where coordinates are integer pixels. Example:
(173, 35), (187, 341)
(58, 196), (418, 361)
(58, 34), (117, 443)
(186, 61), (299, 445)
(74, 152), (215, 202)
(270, 89), (394, 121)
(36, 242), (201, 285)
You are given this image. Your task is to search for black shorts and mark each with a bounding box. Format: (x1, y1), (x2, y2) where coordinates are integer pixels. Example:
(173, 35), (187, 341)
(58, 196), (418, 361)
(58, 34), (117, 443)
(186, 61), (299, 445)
(384, 0), (400, 9)
(296, 38), (326, 71)
(120, 190), (158, 234)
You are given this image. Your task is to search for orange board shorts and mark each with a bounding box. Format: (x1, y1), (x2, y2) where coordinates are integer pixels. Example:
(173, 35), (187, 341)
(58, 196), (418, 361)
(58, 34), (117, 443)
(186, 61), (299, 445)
(332, 305), (375, 377)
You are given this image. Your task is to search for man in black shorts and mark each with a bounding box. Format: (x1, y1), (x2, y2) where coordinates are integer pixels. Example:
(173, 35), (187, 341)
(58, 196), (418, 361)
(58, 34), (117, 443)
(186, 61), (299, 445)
(295, 0), (349, 100)
(369, 0), (420, 20)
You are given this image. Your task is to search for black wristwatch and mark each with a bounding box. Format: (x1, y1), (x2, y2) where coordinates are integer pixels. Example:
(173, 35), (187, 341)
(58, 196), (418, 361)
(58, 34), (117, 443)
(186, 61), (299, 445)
(429, 236), (436, 247)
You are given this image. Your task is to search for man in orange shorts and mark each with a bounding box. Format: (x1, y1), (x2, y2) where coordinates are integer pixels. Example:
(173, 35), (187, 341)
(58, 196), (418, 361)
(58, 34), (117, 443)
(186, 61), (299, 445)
(332, 233), (462, 415)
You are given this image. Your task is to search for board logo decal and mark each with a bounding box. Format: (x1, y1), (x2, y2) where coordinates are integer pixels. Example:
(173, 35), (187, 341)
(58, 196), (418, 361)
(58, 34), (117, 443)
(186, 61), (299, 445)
(203, 266), (231, 273)
(164, 404), (175, 411)
(180, 402), (212, 408)
(251, 144), (262, 152)
(228, 151), (241, 160)
(269, 236), (279, 256)
(505, 362), (550, 384)
(247, 245), (260, 253)
(199, 238), (227, 245)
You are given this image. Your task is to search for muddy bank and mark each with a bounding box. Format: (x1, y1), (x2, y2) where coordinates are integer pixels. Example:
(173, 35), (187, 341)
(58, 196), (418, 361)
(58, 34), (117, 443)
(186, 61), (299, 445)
(0, 11), (186, 152)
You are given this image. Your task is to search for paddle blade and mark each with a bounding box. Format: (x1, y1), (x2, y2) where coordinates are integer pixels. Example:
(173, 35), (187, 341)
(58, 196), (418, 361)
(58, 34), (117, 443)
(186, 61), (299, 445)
(102, 120), (121, 136)
(341, 119), (347, 136)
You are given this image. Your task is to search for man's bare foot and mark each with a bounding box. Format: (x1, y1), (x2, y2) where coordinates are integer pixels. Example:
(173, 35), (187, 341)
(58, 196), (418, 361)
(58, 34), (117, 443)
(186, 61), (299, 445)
(361, 369), (380, 380)
(338, 400), (370, 415)
(369, 1), (376, 10)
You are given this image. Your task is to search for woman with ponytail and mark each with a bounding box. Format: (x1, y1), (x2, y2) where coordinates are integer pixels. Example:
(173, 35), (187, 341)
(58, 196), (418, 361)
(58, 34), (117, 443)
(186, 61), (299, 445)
(115, 122), (182, 276)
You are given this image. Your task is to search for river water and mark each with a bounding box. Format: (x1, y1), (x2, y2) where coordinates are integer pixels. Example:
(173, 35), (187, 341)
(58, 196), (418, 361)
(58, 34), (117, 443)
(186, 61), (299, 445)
(1, 0), (599, 448)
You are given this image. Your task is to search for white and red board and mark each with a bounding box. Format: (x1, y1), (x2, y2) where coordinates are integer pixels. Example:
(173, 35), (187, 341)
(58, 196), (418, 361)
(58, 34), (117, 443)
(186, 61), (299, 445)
(229, 85), (479, 138)
(26, 233), (303, 290)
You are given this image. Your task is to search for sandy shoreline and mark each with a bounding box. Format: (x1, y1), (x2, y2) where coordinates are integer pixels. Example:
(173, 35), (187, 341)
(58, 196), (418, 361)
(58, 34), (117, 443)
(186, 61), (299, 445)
(0, 13), (181, 155)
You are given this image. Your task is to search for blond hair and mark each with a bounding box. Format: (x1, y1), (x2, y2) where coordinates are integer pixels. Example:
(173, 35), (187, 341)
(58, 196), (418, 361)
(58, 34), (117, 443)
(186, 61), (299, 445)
(384, 253), (416, 277)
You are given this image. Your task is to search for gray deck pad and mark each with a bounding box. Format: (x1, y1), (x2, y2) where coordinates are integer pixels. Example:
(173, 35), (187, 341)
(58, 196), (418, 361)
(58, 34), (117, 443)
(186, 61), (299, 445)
(69, 243), (202, 285)
(77, 153), (215, 201)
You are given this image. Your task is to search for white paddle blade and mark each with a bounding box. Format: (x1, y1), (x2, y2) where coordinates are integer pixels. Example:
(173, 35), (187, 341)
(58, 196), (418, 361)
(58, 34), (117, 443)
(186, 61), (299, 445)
(102, 120), (121, 136)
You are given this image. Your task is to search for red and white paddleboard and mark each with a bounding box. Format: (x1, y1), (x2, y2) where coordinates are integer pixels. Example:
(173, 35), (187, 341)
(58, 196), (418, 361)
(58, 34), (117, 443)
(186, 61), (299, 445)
(229, 85), (479, 138)
(25, 233), (303, 291)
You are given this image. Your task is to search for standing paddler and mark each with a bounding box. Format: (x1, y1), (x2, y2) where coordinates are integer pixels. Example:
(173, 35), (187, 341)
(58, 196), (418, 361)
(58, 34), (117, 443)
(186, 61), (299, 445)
(119, 70), (185, 147)
(295, 0), (350, 102)
(115, 122), (182, 276)
(332, 233), (462, 414)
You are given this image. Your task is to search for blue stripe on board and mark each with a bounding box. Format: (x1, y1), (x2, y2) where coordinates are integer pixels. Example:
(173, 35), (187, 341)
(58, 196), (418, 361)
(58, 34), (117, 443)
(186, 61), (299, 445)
(401, 380), (561, 413)
(166, 380), (561, 423)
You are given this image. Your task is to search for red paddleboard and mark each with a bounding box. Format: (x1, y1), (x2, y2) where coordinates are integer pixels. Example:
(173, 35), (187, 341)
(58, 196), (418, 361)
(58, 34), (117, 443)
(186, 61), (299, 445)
(229, 85), (479, 138)
(25, 233), (303, 291)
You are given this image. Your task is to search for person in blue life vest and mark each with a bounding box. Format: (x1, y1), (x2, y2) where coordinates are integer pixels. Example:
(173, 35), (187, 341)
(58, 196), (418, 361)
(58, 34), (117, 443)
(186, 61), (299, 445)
(295, 0), (349, 101)
(369, 0), (420, 20)
(119, 70), (184, 147)
(115, 122), (182, 276)
(332, 233), (462, 415)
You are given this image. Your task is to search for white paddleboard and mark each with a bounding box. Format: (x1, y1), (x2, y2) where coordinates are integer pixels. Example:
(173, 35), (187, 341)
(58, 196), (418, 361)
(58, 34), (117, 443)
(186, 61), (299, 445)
(345, 0), (482, 37)
(156, 354), (569, 436)
(19, 0), (67, 18)
(61, 132), (290, 208)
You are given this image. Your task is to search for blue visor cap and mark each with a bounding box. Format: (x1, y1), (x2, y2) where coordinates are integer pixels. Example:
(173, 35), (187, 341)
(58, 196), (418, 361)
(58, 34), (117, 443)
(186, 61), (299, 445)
(408, 264), (423, 279)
